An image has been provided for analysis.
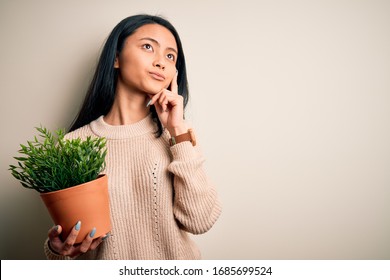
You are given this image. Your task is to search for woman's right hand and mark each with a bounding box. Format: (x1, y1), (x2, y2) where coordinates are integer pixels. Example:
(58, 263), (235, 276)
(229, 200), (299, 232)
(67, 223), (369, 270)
(47, 221), (106, 258)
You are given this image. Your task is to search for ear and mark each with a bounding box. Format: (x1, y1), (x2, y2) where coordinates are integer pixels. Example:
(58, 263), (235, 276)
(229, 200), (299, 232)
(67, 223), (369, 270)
(114, 54), (119, 68)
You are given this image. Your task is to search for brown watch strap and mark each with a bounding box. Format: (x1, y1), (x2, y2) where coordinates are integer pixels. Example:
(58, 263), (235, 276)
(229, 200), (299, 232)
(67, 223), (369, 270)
(169, 129), (196, 146)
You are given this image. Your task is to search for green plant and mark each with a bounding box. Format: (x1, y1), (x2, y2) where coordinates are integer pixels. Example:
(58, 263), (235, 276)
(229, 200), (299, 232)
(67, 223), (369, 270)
(9, 126), (107, 193)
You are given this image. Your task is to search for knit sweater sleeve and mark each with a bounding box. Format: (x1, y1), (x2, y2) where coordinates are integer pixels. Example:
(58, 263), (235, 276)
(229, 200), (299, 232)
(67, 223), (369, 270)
(167, 140), (222, 235)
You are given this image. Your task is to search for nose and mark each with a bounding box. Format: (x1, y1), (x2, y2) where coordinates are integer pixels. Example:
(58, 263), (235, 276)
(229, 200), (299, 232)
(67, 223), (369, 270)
(153, 54), (165, 70)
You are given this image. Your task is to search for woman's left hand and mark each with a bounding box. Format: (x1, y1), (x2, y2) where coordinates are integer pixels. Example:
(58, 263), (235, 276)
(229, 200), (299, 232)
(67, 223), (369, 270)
(147, 72), (187, 136)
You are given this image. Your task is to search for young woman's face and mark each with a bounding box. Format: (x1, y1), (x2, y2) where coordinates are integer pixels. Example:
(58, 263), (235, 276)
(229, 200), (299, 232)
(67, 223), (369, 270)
(114, 24), (178, 95)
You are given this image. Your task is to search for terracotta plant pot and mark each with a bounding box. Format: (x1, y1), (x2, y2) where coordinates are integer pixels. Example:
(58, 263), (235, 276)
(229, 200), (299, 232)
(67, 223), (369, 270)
(40, 174), (111, 244)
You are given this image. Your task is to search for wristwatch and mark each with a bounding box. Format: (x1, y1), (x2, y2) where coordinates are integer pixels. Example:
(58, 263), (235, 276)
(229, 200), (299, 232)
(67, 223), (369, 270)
(169, 128), (197, 146)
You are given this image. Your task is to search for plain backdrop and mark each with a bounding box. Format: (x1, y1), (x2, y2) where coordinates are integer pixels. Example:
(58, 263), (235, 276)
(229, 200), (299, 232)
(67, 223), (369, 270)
(1, 0), (389, 260)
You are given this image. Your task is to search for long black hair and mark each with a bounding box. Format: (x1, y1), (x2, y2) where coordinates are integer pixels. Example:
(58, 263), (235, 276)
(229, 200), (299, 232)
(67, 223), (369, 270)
(69, 14), (189, 137)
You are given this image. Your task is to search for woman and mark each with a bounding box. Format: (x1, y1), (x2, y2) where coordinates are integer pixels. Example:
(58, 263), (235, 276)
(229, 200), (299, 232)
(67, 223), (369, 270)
(44, 14), (222, 260)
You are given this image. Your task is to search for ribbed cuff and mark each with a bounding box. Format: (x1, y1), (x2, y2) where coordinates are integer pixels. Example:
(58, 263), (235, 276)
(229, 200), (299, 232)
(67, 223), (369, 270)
(170, 141), (197, 161)
(43, 239), (71, 260)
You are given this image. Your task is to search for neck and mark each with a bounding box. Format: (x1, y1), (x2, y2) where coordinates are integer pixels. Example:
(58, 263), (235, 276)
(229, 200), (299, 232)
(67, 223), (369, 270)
(104, 83), (150, 125)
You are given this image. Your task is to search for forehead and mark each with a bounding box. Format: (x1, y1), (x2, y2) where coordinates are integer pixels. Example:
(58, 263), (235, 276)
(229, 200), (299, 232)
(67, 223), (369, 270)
(128, 24), (177, 49)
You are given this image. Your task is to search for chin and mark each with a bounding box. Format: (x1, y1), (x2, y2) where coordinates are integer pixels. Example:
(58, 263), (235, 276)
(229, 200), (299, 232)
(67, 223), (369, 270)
(143, 84), (168, 95)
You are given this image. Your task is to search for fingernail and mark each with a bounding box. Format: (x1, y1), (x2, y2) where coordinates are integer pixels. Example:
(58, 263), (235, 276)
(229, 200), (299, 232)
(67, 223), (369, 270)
(89, 227), (96, 238)
(75, 221), (81, 231)
(146, 99), (152, 107)
(54, 225), (59, 232)
(102, 233), (111, 241)
(176, 69), (178, 75)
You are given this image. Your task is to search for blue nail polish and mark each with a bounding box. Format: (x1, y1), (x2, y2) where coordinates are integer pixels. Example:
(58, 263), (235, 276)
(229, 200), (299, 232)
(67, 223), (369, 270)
(75, 221), (81, 231)
(146, 99), (152, 107)
(90, 227), (96, 238)
(102, 234), (111, 241)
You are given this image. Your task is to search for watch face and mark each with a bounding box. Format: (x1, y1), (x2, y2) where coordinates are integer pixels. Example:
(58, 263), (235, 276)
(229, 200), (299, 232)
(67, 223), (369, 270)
(170, 137), (176, 146)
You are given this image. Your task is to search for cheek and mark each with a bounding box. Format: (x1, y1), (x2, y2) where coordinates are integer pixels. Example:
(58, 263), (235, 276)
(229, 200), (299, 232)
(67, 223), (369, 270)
(119, 67), (137, 85)
(166, 68), (176, 82)
(119, 58), (141, 82)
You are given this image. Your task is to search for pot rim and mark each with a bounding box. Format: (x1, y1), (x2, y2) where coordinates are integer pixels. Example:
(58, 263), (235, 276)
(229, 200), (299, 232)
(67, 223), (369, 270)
(39, 174), (107, 197)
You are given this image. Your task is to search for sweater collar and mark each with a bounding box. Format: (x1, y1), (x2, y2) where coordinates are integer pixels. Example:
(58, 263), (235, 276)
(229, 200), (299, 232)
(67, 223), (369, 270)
(89, 113), (157, 139)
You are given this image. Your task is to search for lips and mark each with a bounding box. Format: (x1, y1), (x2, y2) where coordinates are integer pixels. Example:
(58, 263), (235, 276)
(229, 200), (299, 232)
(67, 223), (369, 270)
(149, 71), (165, 81)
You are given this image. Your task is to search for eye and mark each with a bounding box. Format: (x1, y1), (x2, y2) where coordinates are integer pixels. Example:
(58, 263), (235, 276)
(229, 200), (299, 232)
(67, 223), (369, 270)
(167, 53), (175, 61)
(142, 44), (153, 51)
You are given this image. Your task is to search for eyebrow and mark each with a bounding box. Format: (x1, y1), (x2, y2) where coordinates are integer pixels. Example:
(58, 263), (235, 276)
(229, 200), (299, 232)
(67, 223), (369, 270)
(140, 37), (178, 55)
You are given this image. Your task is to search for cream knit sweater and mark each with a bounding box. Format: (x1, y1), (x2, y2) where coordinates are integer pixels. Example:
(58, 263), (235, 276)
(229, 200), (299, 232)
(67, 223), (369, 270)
(43, 113), (221, 260)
